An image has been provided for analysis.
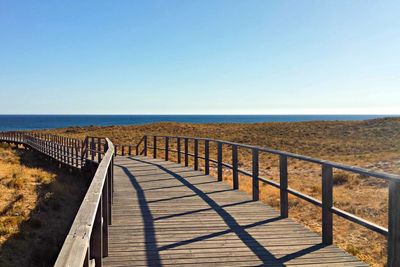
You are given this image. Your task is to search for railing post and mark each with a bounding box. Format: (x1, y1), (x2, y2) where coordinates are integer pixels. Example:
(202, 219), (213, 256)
(322, 164), (333, 245)
(217, 142), (223, 182)
(63, 145), (67, 165)
(204, 140), (210, 175)
(67, 143), (71, 165)
(143, 135), (148, 156)
(69, 140), (72, 165)
(194, 139), (198, 170)
(280, 155), (288, 218)
(83, 248), (90, 267)
(177, 137), (181, 164)
(112, 154), (114, 195)
(232, 145), (238, 189)
(102, 179), (109, 257)
(98, 138), (102, 162)
(59, 143), (62, 163)
(165, 137), (169, 161)
(91, 138), (95, 161)
(108, 161), (113, 223)
(388, 181), (400, 267)
(90, 198), (103, 267)
(184, 138), (189, 167)
(59, 143), (62, 164)
(75, 145), (79, 167)
(153, 136), (157, 159)
(70, 140), (75, 166)
(81, 137), (88, 167)
(252, 148), (259, 201)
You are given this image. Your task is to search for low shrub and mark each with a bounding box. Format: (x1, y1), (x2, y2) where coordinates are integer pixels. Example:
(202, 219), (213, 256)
(333, 173), (350, 185)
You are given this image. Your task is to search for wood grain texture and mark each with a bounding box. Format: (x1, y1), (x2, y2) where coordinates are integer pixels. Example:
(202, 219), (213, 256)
(103, 156), (366, 267)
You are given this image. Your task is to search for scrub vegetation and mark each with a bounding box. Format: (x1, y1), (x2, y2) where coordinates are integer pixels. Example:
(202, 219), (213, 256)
(0, 143), (86, 266)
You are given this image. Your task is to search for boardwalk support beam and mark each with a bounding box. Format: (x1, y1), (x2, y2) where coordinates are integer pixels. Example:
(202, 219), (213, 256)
(322, 164), (333, 245)
(143, 136), (147, 156)
(232, 145), (238, 190)
(177, 137), (181, 164)
(153, 136), (157, 158)
(165, 137), (169, 161)
(90, 199), (103, 267)
(204, 140), (210, 175)
(388, 181), (400, 267)
(194, 139), (199, 170)
(252, 148), (259, 201)
(280, 155), (288, 218)
(217, 142), (223, 182)
(184, 138), (189, 167)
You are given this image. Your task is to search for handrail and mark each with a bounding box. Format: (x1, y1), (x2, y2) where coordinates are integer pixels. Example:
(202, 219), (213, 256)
(148, 135), (400, 181)
(133, 134), (400, 267)
(0, 131), (83, 168)
(112, 136), (146, 157)
(0, 131), (115, 266)
(55, 138), (114, 267)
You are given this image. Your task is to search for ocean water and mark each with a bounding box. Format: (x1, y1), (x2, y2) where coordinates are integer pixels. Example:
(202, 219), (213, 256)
(0, 115), (395, 131)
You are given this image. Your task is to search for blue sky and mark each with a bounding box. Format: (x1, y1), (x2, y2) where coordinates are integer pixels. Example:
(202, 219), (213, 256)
(0, 0), (399, 114)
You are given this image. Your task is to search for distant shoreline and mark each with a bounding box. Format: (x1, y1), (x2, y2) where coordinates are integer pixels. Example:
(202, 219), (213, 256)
(0, 114), (398, 131)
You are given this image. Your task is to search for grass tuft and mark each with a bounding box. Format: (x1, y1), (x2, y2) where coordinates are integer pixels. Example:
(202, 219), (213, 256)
(333, 173), (350, 186)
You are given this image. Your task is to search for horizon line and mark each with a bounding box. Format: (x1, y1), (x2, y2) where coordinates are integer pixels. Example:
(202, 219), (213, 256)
(0, 113), (400, 116)
(0, 114), (399, 116)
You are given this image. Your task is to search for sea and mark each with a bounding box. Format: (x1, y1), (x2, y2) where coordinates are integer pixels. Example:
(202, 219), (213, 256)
(0, 115), (396, 131)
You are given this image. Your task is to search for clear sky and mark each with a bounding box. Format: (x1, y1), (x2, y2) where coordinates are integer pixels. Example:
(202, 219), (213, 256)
(0, 0), (399, 114)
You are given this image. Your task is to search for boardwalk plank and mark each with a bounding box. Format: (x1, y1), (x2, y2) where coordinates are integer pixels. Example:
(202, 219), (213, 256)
(103, 156), (367, 267)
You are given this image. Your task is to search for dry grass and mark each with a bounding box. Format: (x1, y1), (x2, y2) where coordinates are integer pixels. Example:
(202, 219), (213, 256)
(0, 143), (87, 266)
(41, 117), (400, 266)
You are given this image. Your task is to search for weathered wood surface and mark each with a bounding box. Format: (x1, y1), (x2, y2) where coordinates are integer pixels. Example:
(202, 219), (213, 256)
(104, 156), (366, 267)
(55, 138), (114, 267)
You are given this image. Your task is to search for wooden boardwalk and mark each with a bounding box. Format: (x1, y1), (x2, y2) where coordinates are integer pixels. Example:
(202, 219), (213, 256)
(2, 132), (398, 266)
(104, 156), (366, 267)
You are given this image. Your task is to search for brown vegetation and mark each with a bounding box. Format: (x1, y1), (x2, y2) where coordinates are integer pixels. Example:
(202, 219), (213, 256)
(0, 143), (86, 266)
(42, 117), (400, 266)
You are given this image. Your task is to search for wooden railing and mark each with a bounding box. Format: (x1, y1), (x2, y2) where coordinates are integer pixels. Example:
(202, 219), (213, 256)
(0, 131), (114, 267)
(113, 135), (146, 157)
(133, 134), (400, 267)
(0, 131), (83, 168)
(55, 138), (114, 267)
(81, 136), (109, 164)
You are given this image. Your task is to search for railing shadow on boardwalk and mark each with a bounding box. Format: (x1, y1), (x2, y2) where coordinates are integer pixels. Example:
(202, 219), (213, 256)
(118, 157), (329, 266)
(117, 164), (162, 267)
